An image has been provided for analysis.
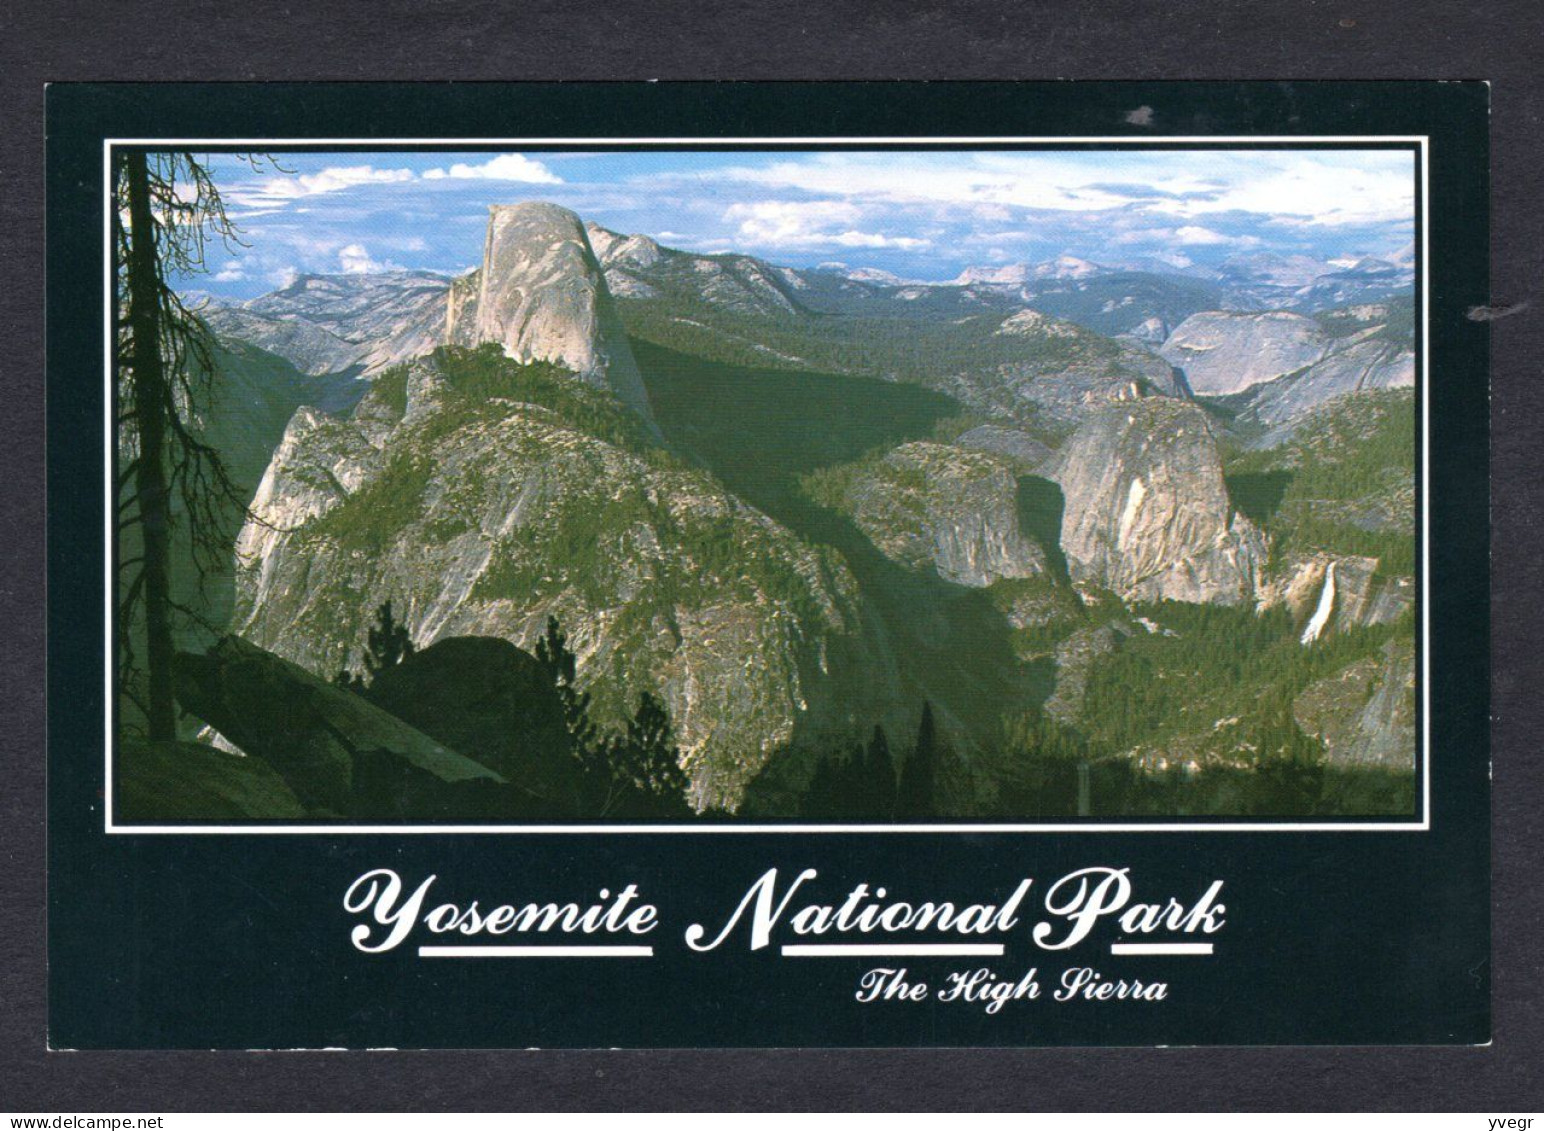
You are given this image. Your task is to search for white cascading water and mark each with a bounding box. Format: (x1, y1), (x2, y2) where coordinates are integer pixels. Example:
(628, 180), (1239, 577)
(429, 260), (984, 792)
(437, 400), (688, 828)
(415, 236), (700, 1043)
(1300, 560), (1337, 645)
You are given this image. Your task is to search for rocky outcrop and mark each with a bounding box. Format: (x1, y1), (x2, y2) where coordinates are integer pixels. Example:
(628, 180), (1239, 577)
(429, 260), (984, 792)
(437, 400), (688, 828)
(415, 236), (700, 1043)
(832, 442), (1047, 588)
(588, 221), (803, 317)
(954, 257), (1105, 286)
(231, 354), (872, 813)
(1293, 639), (1415, 769)
(1049, 397), (1264, 605)
(451, 203), (656, 428)
(1241, 336), (1414, 437)
(1043, 624), (1118, 725)
(1159, 311), (1330, 395)
(934, 333), (1183, 427)
(1256, 553), (1413, 640)
(201, 306), (366, 377)
(586, 223), (664, 273)
(996, 308), (1080, 338)
(443, 270), (482, 346)
(174, 635), (506, 814)
(1123, 316), (1169, 345)
(952, 425), (1052, 473)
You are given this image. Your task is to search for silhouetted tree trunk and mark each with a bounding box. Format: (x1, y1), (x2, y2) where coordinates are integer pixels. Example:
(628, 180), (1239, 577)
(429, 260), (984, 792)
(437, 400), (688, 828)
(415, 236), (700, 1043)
(121, 152), (176, 740)
(114, 150), (282, 740)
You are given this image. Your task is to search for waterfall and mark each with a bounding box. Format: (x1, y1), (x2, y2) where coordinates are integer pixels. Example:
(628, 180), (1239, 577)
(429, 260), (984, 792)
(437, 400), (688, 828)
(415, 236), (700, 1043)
(1300, 561), (1337, 645)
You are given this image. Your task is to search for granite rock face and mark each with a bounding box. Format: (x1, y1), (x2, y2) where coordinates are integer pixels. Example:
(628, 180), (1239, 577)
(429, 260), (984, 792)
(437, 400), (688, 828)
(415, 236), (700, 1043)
(1293, 639), (1415, 769)
(231, 356), (873, 813)
(451, 203), (656, 428)
(833, 442), (1047, 588)
(1159, 311), (1330, 395)
(1049, 397), (1264, 605)
(1242, 336), (1415, 439)
(952, 425), (1053, 473)
(932, 331), (1183, 427)
(1043, 624), (1119, 725)
(201, 306), (368, 377)
(586, 221), (802, 317)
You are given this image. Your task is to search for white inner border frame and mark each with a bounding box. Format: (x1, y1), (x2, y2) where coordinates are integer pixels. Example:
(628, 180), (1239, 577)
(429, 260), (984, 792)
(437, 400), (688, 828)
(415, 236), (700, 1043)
(103, 134), (1431, 835)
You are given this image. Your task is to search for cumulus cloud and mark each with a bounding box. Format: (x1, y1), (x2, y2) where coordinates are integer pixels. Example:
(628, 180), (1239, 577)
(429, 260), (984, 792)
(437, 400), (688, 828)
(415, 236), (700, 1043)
(337, 243), (398, 274)
(1173, 225), (1238, 246)
(422, 154), (561, 183)
(1110, 223), (1260, 249)
(725, 200), (929, 250)
(228, 164), (416, 205)
(690, 150), (1414, 226)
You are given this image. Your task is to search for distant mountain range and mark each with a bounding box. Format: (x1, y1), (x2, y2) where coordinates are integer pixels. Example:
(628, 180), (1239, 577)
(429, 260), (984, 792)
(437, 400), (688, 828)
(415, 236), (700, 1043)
(203, 229), (1415, 372)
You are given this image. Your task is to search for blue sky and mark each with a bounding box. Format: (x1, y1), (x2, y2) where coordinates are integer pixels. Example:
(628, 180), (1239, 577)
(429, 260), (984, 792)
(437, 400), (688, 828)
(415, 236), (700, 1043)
(190, 148), (1417, 298)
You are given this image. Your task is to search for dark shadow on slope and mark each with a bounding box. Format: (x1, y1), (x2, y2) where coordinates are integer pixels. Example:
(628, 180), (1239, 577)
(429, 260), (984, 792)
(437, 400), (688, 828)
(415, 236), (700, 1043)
(1016, 475), (1070, 586)
(634, 338), (1031, 754)
(1225, 469), (1294, 526)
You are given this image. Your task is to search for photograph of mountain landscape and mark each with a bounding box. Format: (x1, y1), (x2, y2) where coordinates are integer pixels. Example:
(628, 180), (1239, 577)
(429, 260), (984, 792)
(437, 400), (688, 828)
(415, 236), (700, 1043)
(111, 145), (1421, 825)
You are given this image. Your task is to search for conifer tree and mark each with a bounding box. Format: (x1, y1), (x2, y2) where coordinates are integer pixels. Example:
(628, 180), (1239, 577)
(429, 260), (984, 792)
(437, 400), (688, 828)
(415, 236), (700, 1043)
(114, 150), (274, 738)
(363, 599), (414, 681)
(535, 616), (598, 759)
(332, 600), (414, 692)
(798, 755), (838, 820)
(606, 691), (692, 818)
(898, 701), (939, 819)
(864, 724), (896, 819)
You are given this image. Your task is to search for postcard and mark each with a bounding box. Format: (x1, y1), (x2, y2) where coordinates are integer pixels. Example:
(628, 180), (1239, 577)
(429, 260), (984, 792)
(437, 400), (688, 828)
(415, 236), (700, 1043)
(45, 82), (1489, 1048)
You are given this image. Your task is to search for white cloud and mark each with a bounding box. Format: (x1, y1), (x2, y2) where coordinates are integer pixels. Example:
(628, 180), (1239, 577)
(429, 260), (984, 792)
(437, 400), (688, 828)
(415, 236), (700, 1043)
(228, 164), (415, 205)
(337, 243), (397, 274)
(1173, 225), (1234, 245)
(390, 235), (430, 252)
(212, 264), (246, 282)
(829, 230), (930, 250)
(1110, 227), (1177, 245)
(1112, 224), (1260, 249)
(421, 154), (561, 183)
(725, 200), (929, 250)
(684, 150), (1414, 227)
(1142, 155), (1414, 226)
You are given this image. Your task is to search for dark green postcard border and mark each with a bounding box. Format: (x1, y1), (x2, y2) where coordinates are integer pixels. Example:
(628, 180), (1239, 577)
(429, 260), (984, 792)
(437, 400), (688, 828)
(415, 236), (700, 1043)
(45, 83), (1489, 1048)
